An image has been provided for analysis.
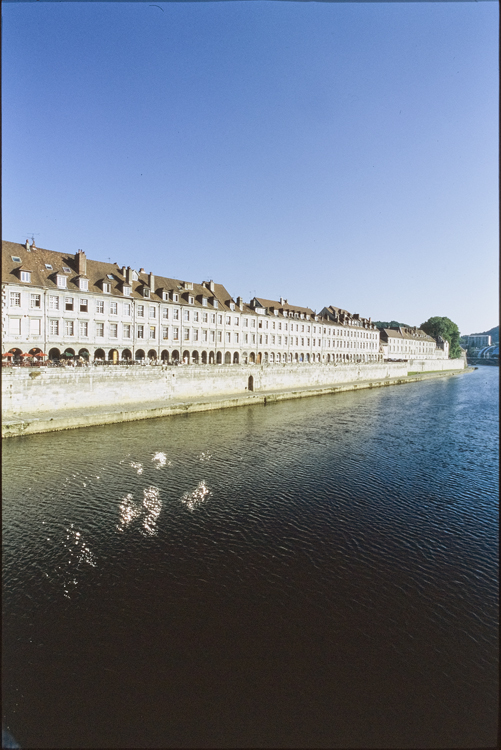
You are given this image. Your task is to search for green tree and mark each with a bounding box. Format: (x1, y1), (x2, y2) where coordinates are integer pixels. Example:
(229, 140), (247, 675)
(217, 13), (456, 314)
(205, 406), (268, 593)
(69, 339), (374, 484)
(420, 316), (461, 358)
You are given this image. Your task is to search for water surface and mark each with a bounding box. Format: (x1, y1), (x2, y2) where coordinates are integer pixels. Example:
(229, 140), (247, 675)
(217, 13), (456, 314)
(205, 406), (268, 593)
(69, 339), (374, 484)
(3, 368), (498, 747)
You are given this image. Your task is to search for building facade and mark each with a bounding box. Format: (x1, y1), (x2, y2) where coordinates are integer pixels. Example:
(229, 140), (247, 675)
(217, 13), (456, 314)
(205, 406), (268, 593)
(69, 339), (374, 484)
(2, 240), (447, 366)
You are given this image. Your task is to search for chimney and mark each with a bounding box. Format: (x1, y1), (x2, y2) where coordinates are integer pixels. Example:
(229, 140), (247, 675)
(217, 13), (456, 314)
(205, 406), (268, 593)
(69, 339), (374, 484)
(76, 249), (87, 276)
(139, 268), (145, 274)
(237, 296), (243, 310)
(209, 279), (215, 293)
(121, 266), (126, 277)
(126, 266), (133, 284)
(149, 272), (155, 292)
(280, 297), (285, 306)
(25, 239), (30, 251)
(31, 239), (36, 249)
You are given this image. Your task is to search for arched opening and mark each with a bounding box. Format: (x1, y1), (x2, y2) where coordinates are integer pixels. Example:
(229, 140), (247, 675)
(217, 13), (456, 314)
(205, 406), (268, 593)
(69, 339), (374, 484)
(172, 350), (180, 364)
(201, 351), (207, 365)
(257, 353), (262, 365)
(28, 347), (43, 356)
(249, 352), (255, 364)
(135, 349), (145, 361)
(94, 348), (106, 361)
(209, 351), (215, 364)
(242, 352), (248, 364)
(248, 375), (254, 392)
(233, 352), (239, 364)
(122, 349), (132, 362)
(9, 347), (23, 363)
(148, 349), (157, 361)
(78, 349), (90, 361)
(224, 351), (231, 364)
(270, 352), (275, 363)
(160, 350), (169, 363)
(182, 350), (190, 364)
(109, 349), (119, 363)
(264, 352), (269, 363)
(62, 348), (75, 363)
(192, 350), (199, 364)
(216, 351), (222, 364)
(294, 352), (299, 362)
(306, 353), (310, 363)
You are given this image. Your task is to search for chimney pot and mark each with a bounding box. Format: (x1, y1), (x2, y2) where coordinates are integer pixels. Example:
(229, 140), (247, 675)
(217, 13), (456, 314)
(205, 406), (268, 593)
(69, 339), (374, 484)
(209, 280), (215, 293)
(25, 240), (30, 250)
(139, 268), (145, 274)
(149, 272), (155, 292)
(76, 248), (87, 276)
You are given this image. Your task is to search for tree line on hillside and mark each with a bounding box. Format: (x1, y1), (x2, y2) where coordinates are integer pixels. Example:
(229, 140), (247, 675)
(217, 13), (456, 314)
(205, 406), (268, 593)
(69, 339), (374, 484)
(373, 317), (462, 358)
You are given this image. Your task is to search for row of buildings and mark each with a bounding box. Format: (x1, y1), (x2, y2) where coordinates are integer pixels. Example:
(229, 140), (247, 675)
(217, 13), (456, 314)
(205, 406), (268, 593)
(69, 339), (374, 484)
(2, 240), (448, 365)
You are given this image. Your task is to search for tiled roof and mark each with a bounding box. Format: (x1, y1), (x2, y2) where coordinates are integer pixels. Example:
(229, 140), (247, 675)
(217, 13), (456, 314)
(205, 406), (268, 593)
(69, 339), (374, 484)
(253, 297), (315, 316)
(1, 241), (237, 312)
(380, 327), (435, 342)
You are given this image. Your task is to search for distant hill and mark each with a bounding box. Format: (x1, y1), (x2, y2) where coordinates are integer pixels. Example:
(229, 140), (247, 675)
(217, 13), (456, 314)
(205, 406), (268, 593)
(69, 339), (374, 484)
(373, 321), (410, 330)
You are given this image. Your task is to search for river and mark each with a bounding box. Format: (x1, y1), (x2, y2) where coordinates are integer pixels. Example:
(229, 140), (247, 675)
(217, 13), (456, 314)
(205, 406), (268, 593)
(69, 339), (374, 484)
(2, 367), (498, 748)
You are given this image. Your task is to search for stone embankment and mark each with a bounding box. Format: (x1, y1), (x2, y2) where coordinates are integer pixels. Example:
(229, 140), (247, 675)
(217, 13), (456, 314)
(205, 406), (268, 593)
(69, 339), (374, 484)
(2, 359), (469, 438)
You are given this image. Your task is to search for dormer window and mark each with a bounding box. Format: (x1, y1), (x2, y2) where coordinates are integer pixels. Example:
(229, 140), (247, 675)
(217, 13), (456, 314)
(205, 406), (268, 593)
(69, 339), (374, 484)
(123, 285), (132, 297)
(62, 266), (71, 274)
(56, 274), (67, 288)
(11, 256), (21, 263)
(173, 293), (179, 302)
(102, 282), (111, 294)
(212, 298), (219, 309)
(202, 297), (208, 307)
(132, 271), (138, 281)
(142, 287), (150, 298)
(189, 296), (194, 305)
(107, 274), (114, 280)
(162, 291), (169, 301)
(45, 264), (53, 270)
(20, 271), (31, 283)
(78, 278), (89, 291)
(229, 303), (235, 311)
(274, 310), (278, 316)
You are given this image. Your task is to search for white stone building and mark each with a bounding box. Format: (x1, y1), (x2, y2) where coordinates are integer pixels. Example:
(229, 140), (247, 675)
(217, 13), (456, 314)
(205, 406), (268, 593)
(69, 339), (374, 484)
(378, 326), (448, 360)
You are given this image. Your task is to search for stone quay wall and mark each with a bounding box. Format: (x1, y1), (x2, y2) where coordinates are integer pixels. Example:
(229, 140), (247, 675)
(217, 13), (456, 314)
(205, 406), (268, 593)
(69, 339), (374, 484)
(3, 362), (411, 418)
(407, 358), (466, 373)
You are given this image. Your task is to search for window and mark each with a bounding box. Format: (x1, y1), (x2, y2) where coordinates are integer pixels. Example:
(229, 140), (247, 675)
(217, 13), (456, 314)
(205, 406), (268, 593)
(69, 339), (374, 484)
(80, 321), (88, 337)
(210, 330), (215, 342)
(96, 300), (104, 314)
(20, 271), (31, 283)
(193, 311), (199, 322)
(226, 315), (231, 325)
(202, 312), (208, 323)
(110, 302), (118, 315)
(132, 270), (138, 281)
(30, 319), (41, 335)
(149, 306), (156, 319)
(202, 298), (208, 307)
(244, 318), (248, 327)
(183, 309), (190, 322)
(49, 319), (59, 336)
(11, 256), (21, 263)
(96, 322), (104, 337)
(62, 266), (71, 274)
(162, 307), (169, 319)
(10, 292), (21, 307)
(150, 326), (156, 339)
(278, 336), (282, 345)
(123, 324), (131, 339)
(273, 322), (276, 330)
(193, 329), (199, 341)
(102, 282), (111, 294)
(80, 298), (88, 312)
(218, 331), (222, 342)
(203, 330), (208, 342)
(107, 274), (114, 280)
(137, 304), (145, 317)
(79, 278), (88, 291)
(189, 296), (194, 305)
(234, 317), (239, 326)
(226, 332), (231, 343)
(234, 332), (239, 343)
(265, 335), (268, 344)
(184, 329), (190, 341)
(30, 294), (41, 309)
(213, 300), (219, 309)
(137, 325), (144, 339)
(173, 309), (179, 320)
(9, 318), (21, 334)
(218, 315), (222, 324)
(272, 335), (275, 345)
(162, 326), (169, 340)
(65, 297), (74, 311)
(251, 319), (256, 328)
(123, 285), (131, 297)
(65, 320), (74, 336)
(229, 303), (235, 311)
(173, 327), (179, 340)
(49, 295), (59, 310)
(110, 323), (118, 338)
(124, 303), (131, 317)
(45, 264), (53, 270)
(252, 334), (256, 344)
(172, 293), (179, 302)
(244, 333), (249, 344)
(259, 335), (263, 344)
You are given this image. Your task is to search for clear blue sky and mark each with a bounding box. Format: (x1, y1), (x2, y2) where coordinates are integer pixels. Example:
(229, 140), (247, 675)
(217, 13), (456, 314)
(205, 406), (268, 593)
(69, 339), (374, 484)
(2, 1), (498, 335)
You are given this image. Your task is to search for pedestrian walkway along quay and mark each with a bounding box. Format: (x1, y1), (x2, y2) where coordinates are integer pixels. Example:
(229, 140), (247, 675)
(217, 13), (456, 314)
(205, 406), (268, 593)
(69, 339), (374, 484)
(2, 362), (472, 438)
